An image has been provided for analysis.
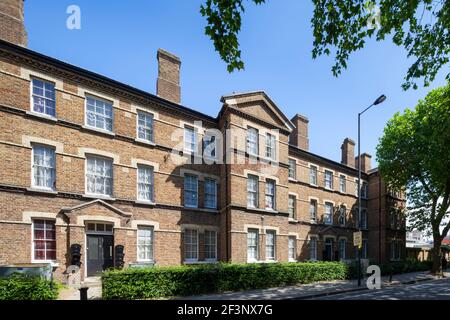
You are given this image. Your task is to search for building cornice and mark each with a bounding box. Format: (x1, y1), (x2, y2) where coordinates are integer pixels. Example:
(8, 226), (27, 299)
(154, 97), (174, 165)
(0, 39), (218, 126)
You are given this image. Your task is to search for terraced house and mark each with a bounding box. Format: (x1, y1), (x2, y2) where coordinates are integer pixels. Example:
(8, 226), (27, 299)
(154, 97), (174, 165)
(0, 0), (406, 281)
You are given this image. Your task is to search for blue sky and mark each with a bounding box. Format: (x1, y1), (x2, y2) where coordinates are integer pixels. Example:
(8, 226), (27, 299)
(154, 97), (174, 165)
(24, 0), (448, 166)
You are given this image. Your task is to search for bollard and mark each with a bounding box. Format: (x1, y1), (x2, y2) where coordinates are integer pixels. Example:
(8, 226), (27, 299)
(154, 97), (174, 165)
(79, 287), (89, 300)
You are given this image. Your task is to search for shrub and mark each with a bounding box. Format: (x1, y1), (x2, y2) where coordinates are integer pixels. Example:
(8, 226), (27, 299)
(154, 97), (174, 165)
(102, 261), (349, 300)
(0, 274), (58, 300)
(346, 259), (433, 278)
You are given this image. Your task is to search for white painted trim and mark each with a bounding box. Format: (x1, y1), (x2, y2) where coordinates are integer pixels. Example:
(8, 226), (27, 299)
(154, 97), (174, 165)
(131, 220), (160, 231)
(131, 159), (159, 171)
(23, 211), (65, 225)
(131, 104), (160, 120)
(136, 225), (155, 263)
(180, 224), (220, 233)
(21, 68), (64, 90)
(78, 148), (119, 164)
(30, 218), (57, 264)
(135, 109), (156, 144)
(78, 87), (119, 108)
(76, 215), (121, 228)
(22, 136), (63, 154)
(179, 169), (219, 182)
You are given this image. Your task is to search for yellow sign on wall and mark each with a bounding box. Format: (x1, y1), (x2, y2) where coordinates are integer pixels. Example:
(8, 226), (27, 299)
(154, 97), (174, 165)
(353, 231), (362, 248)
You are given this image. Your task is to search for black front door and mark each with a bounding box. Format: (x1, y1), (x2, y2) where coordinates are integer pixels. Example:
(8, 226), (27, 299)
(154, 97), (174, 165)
(324, 239), (333, 261)
(87, 235), (113, 276)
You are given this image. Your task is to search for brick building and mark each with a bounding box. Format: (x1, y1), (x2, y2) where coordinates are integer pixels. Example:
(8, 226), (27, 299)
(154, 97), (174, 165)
(0, 1), (406, 281)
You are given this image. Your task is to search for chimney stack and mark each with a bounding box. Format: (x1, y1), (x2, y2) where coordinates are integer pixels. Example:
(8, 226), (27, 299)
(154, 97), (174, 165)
(157, 49), (181, 104)
(0, 0), (27, 46)
(355, 153), (372, 172)
(341, 138), (355, 167)
(289, 114), (309, 151)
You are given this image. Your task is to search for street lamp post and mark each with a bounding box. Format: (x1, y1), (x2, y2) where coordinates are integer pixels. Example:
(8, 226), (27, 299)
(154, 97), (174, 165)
(357, 94), (386, 287)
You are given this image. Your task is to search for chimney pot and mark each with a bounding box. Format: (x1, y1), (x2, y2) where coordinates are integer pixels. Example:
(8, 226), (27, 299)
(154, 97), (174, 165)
(289, 114), (309, 151)
(355, 153), (372, 172)
(156, 48), (181, 104)
(341, 138), (355, 168)
(0, 0), (27, 46)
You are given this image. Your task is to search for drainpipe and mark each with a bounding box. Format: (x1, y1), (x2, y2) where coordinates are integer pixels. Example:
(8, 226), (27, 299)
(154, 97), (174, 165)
(379, 174), (382, 264)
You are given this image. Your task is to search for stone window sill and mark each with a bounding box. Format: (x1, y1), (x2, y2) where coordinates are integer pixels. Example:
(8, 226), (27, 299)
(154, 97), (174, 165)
(26, 188), (58, 195)
(26, 111), (58, 122)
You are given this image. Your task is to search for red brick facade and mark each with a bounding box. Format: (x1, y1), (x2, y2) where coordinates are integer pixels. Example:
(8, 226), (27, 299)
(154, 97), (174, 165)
(0, 1), (405, 282)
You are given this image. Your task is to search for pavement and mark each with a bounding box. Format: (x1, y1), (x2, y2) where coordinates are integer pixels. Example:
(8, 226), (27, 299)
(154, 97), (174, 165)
(57, 270), (450, 300)
(176, 270), (450, 300)
(316, 277), (450, 300)
(58, 277), (102, 300)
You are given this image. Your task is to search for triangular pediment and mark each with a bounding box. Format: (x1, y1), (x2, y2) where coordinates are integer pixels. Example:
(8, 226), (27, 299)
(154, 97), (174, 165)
(221, 91), (295, 132)
(60, 199), (132, 218)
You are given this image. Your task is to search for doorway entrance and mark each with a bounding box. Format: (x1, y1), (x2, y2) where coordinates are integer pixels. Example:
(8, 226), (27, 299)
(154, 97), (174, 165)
(86, 223), (114, 277)
(324, 238), (334, 261)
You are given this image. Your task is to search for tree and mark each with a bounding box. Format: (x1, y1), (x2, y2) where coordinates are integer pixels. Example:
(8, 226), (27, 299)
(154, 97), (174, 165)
(200, 0), (450, 90)
(376, 83), (450, 274)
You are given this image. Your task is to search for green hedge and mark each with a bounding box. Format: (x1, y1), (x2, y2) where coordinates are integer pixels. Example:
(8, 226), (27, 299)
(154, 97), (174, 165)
(347, 259), (433, 278)
(380, 259), (432, 275)
(0, 274), (58, 300)
(102, 262), (349, 300)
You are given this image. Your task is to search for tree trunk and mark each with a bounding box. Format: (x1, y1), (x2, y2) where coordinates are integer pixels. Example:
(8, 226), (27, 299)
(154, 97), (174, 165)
(431, 240), (442, 275)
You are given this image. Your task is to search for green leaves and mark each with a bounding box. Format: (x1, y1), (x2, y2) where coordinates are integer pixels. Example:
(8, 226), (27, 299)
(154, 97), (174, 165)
(201, 0), (449, 90)
(0, 274), (58, 300)
(102, 261), (350, 299)
(376, 82), (450, 243)
(200, 0), (266, 72)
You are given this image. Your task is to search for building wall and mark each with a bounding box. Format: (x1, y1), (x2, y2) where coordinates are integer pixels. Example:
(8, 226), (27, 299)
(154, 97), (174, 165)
(0, 41), (406, 282)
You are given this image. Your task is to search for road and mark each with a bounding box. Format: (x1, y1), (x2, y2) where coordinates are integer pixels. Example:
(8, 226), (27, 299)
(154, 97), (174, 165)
(316, 277), (450, 300)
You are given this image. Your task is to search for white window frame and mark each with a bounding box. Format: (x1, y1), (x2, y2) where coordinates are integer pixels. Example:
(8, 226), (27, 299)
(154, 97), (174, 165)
(309, 165), (318, 186)
(247, 175), (259, 208)
(184, 126), (197, 154)
(288, 236), (296, 262)
(339, 238), (346, 260)
(361, 209), (368, 230)
(338, 205), (346, 226)
(85, 155), (114, 197)
(85, 95), (114, 133)
(265, 230), (276, 261)
(288, 195), (296, 220)
(137, 226), (154, 262)
(247, 228), (259, 262)
(288, 159), (296, 180)
(265, 179), (276, 210)
(31, 144), (56, 191)
(31, 219), (56, 263)
(137, 165), (154, 203)
(361, 181), (368, 199)
(309, 237), (318, 261)
(339, 175), (346, 193)
(324, 170), (333, 190)
(184, 174), (198, 208)
(202, 134), (217, 160)
(204, 178), (217, 209)
(136, 110), (154, 143)
(246, 127), (259, 156)
(265, 133), (276, 160)
(184, 229), (199, 263)
(324, 202), (333, 225)
(310, 199), (317, 223)
(204, 230), (217, 261)
(30, 77), (56, 118)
